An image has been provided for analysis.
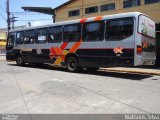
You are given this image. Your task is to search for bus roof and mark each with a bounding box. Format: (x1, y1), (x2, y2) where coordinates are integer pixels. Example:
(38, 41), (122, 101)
(9, 12), (148, 32)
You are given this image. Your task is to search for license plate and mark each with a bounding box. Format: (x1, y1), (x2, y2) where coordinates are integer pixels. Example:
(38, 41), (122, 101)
(144, 61), (152, 65)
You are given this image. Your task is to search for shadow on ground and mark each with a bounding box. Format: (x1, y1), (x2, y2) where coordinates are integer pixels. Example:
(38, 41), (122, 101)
(8, 63), (153, 81)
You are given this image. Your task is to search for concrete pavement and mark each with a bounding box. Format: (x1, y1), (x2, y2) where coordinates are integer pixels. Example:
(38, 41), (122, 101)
(0, 54), (6, 61)
(102, 66), (160, 75)
(0, 61), (160, 115)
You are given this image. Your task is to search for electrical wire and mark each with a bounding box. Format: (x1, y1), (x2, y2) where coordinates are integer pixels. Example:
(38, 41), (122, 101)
(17, 19), (52, 21)
(13, 13), (50, 16)
(0, 13), (7, 22)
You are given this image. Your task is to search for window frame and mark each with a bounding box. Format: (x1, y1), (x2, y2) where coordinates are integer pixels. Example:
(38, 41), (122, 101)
(85, 6), (98, 14)
(82, 21), (105, 42)
(24, 30), (35, 44)
(123, 0), (141, 8)
(144, 0), (160, 4)
(63, 23), (81, 42)
(16, 31), (24, 44)
(105, 17), (134, 41)
(48, 26), (63, 43)
(69, 9), (80, 17)
(35, 28), (47, 44)
(100, 3), (115, 11)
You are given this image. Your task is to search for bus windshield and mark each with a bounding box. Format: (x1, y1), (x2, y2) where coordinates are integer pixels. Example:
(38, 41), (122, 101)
(7, 34), (14, 47)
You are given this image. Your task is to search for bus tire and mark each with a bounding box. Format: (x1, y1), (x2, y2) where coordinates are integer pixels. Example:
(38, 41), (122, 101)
(16, 55), (25, 66)
(66, 56), (79, 72)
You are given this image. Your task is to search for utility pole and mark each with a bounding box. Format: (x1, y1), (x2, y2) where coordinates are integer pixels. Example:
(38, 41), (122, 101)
(12, 14), (14, 29)
(6, 0), (10, 33)
(10, 14), (17, 29)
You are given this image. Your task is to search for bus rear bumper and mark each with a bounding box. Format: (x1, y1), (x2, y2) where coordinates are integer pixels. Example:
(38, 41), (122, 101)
(142, 59), (156, 66)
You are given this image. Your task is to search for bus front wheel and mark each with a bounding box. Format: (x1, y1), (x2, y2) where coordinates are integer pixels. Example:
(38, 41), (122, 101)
(16, 55), (25, 66)
(66, 56), (79, 72)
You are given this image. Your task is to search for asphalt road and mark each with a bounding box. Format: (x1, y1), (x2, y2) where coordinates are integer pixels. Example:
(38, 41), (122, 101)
(0, 61), (160, 115)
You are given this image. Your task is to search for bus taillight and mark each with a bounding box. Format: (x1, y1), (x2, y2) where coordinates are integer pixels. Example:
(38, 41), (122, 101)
(137, 45), (142, 54)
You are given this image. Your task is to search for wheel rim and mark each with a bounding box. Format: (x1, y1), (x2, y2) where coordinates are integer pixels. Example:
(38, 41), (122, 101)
(17, 57), (22, 64)
(69, 60), (76, 69)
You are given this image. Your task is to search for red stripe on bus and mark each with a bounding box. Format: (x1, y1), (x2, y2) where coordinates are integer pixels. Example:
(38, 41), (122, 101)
(50, 47), (58, 57)
(60, 42), (68, 50)
(94, 16), (103, 21)
(80, 18), (87, 24)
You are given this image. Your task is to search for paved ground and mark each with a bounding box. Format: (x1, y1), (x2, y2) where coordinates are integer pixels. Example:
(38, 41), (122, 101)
(0, 61), (160, 115)
(103, 66), (160, 75)
(0, 55), (6, 61)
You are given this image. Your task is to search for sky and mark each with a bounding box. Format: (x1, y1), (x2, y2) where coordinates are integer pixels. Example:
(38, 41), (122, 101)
(0, 0), (68, 28)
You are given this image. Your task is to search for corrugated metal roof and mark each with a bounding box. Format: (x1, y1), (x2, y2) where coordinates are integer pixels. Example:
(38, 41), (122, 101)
(55, 0), (77, 10)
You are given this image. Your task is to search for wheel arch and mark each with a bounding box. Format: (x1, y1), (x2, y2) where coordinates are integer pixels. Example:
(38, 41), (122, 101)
(15, 53), (21, 58)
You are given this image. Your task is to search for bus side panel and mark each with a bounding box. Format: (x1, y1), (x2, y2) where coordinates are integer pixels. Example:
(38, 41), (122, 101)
(76, 49), (104, 67)
(69, 42), (105, 68)
(104, 39), (135, 67)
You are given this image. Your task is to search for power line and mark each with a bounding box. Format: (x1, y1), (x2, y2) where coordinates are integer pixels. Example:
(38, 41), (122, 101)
(11, 11), (51, 14)
(10, 11), (51, 16)
(17, 19), (52, 21)
(11, 11), (34, 13)
(0, 13), (7, 21)
(13, 13), (50, 16)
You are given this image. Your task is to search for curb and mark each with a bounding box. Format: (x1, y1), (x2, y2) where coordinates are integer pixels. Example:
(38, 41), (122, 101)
(0, 60), (7, 62)
(1, 61), (159, 75)
(101, 68), (160, 76)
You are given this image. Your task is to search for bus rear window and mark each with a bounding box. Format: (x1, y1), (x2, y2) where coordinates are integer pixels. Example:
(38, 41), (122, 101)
(138, 15), (155, 38)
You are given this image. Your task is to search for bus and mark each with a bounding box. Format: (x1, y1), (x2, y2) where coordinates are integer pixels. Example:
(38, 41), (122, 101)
(156, 23), (160, 65)
(6, 12), (156, 72)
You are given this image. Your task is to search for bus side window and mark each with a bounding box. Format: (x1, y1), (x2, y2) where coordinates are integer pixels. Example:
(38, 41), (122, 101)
(36, 28), (47, 44)
(106, 18), (134, 41)
(63, 24), (81, 42)
(83, 21), (105, 42)
(24, 30), (35, 44)
(16, 31), (24, 44)
(48, 26), (62, 43)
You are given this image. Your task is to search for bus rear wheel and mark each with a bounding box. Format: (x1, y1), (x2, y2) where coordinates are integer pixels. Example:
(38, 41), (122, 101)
(16, 55), (25, 66)
(66, 56), (79, 72)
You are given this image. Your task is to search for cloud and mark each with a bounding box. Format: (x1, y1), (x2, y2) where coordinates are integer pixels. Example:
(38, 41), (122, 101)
(28, 20), (52, 27)
(31, 21), (45, 27)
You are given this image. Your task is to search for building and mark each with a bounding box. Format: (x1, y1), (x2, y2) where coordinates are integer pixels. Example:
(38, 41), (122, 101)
(0, 29), (7, 54)
(22, 0), (160, 24)
(54, 0), (160, 23)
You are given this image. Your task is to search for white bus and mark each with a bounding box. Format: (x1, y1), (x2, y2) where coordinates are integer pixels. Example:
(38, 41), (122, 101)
(6, 12), (156, 72)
